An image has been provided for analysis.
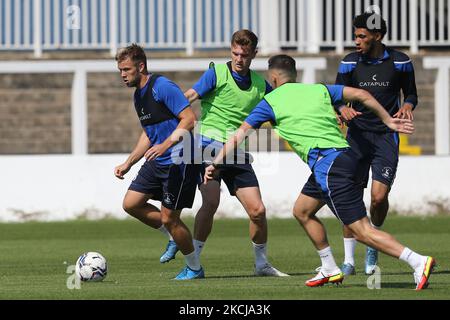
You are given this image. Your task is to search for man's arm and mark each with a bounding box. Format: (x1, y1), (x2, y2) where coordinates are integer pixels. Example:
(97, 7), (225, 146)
(342, 87), (414, 134)
(114, 130), (151, 179)
(184, 88), (201, 104)
(394, 61), (418, 120)
(204, 99), (275, 182)
(144, 107), (196, 161)
(184, 68), (217, 104)
(204, 122), (253, 182)
(335, 59), (357, 116)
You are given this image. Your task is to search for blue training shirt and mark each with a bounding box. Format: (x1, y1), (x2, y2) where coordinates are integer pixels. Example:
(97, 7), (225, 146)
(192, 67), (272, 98)
(135, 76), (190, 165)
(245, 84), (344, 129)
(335, 46), (418, 132)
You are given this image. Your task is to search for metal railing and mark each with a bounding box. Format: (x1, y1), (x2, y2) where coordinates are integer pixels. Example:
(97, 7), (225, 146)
(279, 0), (450, 54)
(1, 0), (450, 56)
(0, 0), (260, 56)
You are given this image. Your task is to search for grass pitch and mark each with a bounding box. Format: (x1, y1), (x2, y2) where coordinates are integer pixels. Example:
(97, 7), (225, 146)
(0, 216), (449, 300)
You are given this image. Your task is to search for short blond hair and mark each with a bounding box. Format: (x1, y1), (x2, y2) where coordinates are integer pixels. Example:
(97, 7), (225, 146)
(231, 29), (258, 51)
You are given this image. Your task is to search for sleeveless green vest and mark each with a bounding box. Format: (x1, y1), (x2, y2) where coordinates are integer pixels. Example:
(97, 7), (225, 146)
(200, 63), (266, 142)
(264, 83), (349, 162)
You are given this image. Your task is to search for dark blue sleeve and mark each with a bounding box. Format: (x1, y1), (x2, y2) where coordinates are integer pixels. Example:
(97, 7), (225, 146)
(245, 99), (276, 129)
(394, 60), (414, 73)
(326, 85), (345, 106)
(395, 61), (418, 109)
(153, 77), (190, 116)
(401, 69), (418, 109)
(393, 51), (418, 109)
(265, 81), (273, 94)
(192, 68), (217, 98)
(333, 60), (357, 113)
(337, 61), (357, 76)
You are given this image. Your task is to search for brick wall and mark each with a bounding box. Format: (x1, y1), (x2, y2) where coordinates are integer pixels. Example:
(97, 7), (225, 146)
(87, 71), (204, 153)
(0, 55), (441, 155)
(0, 74), (72, 154)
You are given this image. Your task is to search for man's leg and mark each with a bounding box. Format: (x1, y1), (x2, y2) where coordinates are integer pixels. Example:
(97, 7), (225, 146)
(342, 181), (390, 274)
(347, 216), (402, 257)
(192, 181), (221, 258)
(235, 186), (266, 244)
(293, 193), (343, 286)
(364, 131), (399, 273)
(235, 186), (288, 277)
(364, 180), (391, 274)
(293, 193), (327, 249)
(370, 180), (390, 226)
(341, 127), (369, 274)
(342, 225), (357, 275)
(161, 206), (204, 280)
(122, 190), (178, 263)
(347, 216), (435, 290)
(122, 190), (162, 228)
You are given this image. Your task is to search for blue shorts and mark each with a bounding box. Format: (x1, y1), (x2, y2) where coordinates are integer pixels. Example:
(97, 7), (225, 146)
(347, 126), (399, 188)
(129, 160), (201, 210)
(301, 148), (367, 225)
(198, 138), (259, 196)
(199, 162), (259, 196)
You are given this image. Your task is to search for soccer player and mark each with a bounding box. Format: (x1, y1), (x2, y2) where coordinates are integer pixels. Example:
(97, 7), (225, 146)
(114, 44), (203, 280)
(334, 12), (419, 275)
(204, 54), (435, 290)
(184, 29), (287, 276)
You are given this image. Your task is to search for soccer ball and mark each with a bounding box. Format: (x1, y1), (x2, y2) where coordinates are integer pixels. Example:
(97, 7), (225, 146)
(75, 252), (108, 282)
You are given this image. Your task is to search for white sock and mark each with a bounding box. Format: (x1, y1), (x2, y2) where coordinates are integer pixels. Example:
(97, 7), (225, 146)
(184, 251), (201, 271)
(252, 242), (268, 269)
(399, 247), (425, 271)
(193, 239), (205, 258)
(158, 225), (173, 241)
(318, 246), (339, 272)
(343, 238), (356, 266)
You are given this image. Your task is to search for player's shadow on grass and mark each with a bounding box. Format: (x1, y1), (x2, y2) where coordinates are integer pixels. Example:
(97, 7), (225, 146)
(205, 272), (310, 279)
(379, 271), (417, 276)
(350, 282), (415, 289)
(431, 270), (450, 275)
(281, 272), (316, 277)
(381, 282), (423, 289)
(380, 269), (449, 276)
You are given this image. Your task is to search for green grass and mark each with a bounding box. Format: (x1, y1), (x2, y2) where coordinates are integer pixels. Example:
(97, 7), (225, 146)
(0, 216), (449, 300)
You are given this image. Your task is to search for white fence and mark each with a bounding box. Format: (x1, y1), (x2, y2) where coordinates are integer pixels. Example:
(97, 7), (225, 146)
(280, 0), (450, 53)
(1, 0), (450, 57)
(1, 153), (449, 222)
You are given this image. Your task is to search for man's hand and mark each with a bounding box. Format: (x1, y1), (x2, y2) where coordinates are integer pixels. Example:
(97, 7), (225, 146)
(335, 113), (344, 128)
(144, 143), (169, 161)
(114, 162), (132, 180)
(203, 165), (216, 184)
(339, 106), (362, 122)
(385, 118), (415, 134)
(393, 103), (414, 120)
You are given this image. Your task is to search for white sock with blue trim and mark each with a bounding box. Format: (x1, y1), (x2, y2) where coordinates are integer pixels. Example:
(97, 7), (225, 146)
(158, 225), (174, 241)
(343, 238), (356, 266)
(193, 239), (205, 258)
(184, 251), (201, 271)
(252, 242), (268, 269)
